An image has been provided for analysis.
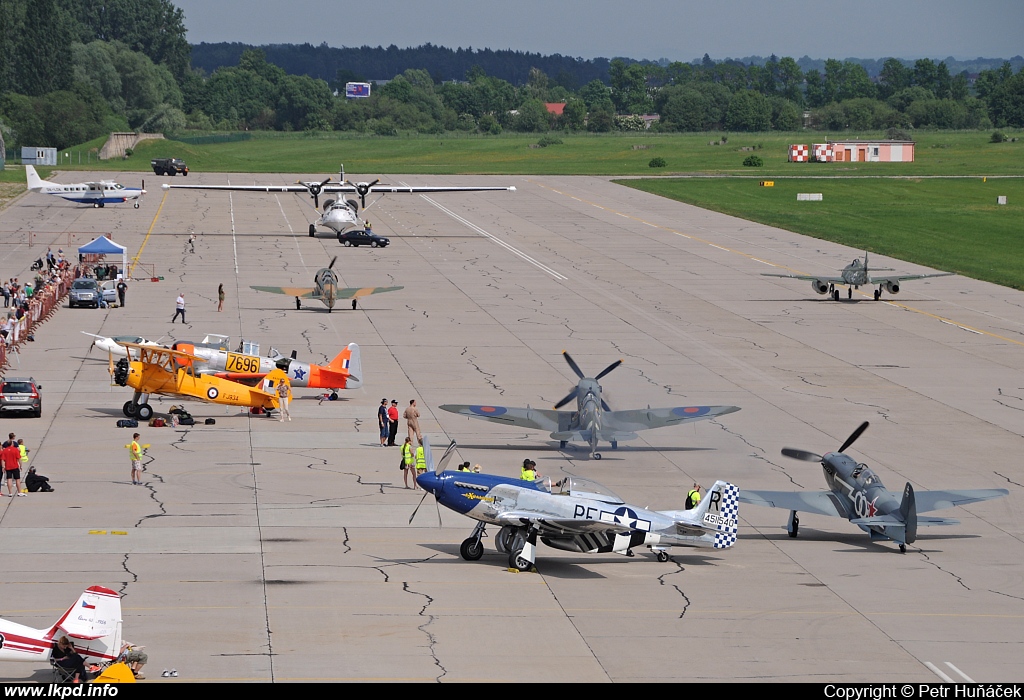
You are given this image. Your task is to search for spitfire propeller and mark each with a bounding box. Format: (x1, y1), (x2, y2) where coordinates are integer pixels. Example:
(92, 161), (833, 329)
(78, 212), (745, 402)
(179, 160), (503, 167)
(345, 179), (380, 209)
(781, 421), (870, 463)
(553, 351), (622, 410)
(298, 177), (332, 208)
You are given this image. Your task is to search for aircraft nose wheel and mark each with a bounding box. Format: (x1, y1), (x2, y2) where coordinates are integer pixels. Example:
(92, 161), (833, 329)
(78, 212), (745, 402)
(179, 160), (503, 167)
(655, 551), (670, 563)
(899, 544), (907, 554)
(593, 453), (602, 460)
(134, 202), (140, 209)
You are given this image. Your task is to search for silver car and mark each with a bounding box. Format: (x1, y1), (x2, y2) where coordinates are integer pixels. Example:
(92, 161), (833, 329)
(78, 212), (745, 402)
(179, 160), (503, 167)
(0, 376), (42, 417)
(69, 279), (100, 308)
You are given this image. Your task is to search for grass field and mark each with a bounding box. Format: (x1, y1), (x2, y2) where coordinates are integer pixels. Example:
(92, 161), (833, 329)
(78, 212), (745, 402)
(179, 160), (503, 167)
(13, 129), (1023, 176)
(618, 177), (1024, 290)
(4, 129), (1021, 289)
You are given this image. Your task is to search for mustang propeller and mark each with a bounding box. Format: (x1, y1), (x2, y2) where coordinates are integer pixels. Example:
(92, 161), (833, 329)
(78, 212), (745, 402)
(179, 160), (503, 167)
(781, 421), (870, 463)
(345, 179), (380, 209)
(408, 437), (456, 526)
(553, 351), (622, 410)
(298, 177), (332, 208)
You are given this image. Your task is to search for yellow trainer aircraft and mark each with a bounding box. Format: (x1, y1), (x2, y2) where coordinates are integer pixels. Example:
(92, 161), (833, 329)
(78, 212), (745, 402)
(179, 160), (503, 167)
(111, 342), (289, 420)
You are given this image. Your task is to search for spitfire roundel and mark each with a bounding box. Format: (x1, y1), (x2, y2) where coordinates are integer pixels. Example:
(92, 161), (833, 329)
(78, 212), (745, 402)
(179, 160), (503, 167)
(469, 405), (507, 416)
(672, 406), (711, 418)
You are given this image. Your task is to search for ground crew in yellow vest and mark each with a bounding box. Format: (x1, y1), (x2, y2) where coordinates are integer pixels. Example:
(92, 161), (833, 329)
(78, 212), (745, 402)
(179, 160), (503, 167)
(402, 437), (416, 489)
(415, 443), (427, 476)
(521, 459), (537, 481)
(128, 434), (144, 486)
(685, 483), (702, 510)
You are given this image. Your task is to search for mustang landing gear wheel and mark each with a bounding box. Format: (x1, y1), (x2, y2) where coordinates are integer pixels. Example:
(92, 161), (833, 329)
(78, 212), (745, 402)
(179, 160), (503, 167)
(656, 551), (669, 563)
(122, 401), (137, 417)
(460, 537), (484, 561)
(309, 224), (316, 237)
(833, 289), (840, 301)
(508, 547), (532, 572)
(874, 289), (881, 300)
(848, 287), (853, 299)
(136, 404), (153, 421)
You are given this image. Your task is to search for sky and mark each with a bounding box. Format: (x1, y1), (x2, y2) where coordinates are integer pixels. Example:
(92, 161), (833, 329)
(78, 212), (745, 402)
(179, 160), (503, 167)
(173, 0), (1023, 62)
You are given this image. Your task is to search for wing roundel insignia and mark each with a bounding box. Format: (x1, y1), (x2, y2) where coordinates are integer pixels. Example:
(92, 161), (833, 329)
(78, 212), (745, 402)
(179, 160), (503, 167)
(673, 406), (710, 417)
(470, 405), (507, 416)
(207, 387), (219, 400)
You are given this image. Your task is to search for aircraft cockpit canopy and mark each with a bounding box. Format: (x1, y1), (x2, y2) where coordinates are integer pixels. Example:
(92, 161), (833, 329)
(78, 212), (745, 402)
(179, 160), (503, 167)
(546, 476), (625, 504)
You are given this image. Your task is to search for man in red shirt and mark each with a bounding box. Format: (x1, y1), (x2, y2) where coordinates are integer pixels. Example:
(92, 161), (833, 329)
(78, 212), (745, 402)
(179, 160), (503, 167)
(2, 439), (25, 496)
(387, 400), (400, 446)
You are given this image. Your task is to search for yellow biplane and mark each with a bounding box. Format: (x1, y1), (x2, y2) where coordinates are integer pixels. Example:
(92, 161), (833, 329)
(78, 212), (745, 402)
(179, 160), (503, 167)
(111, 342), (289, 420)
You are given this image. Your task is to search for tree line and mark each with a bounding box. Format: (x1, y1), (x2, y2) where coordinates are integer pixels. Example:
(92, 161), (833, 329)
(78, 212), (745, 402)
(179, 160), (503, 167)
(1, 0), (1022, 153)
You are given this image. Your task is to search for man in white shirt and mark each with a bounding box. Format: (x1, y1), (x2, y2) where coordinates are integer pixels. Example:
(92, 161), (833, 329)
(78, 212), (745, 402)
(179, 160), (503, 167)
(171, 293), (186, 323)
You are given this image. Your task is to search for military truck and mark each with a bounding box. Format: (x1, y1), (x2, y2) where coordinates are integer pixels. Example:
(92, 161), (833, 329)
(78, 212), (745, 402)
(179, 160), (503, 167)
(151, 158), (189, 176)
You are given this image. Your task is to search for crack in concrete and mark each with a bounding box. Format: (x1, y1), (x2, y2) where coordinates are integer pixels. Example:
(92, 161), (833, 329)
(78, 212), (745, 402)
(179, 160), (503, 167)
(917, 549), (970, 591)
(712, 422), (804, 488)
(657, 560), (691, 619)
(402, 582), (447, 682)
(993, 471), (1024, 488)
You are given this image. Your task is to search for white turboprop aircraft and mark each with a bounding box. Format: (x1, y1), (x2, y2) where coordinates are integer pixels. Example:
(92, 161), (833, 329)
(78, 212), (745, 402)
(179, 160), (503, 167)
(0, 586), (123, 667)
(26, 165), (146, 208)
(83, 332), (164, 358)
(162, 165), (516, 237)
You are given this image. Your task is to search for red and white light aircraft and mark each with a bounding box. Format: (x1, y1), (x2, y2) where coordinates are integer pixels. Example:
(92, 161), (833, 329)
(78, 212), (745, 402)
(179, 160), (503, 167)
(0, 586), (123, 667)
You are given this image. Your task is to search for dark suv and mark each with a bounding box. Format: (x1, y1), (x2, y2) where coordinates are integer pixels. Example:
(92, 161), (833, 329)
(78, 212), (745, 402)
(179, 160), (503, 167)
(0, 377), (42, 417)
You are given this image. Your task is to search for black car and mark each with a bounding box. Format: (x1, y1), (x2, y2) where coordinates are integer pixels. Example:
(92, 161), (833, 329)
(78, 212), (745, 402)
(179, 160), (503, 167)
(0, 377), (42, 417)
(337, 229), (390, 248)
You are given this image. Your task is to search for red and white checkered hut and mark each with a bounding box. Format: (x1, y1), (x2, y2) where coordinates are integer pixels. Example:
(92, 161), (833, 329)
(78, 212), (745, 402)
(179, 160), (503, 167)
(788, 144), (809, 162)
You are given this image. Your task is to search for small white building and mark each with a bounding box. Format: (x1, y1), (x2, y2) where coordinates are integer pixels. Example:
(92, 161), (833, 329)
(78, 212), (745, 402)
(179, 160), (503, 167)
(828, 140), (915, 163)
(22, 147), (57, 166)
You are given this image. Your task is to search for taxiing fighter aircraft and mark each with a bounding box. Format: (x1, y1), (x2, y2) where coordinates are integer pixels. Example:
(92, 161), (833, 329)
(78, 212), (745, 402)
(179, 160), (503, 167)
(0, 586), (123, 668)
(173, 339), (362, 395)
(26, 165), (145, 208)
(440, 351), (740, 459)
(252, 255), (402, 312)
(162, 165), (515, 237)
(739, 421), (1009, 552)
(112, 342), (288, 419)
(762, 251), (953, 300)
(411, 437), (740, 570)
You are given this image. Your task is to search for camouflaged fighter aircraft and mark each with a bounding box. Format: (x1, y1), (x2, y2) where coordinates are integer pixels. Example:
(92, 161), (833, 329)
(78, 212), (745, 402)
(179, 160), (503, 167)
(410, 437), (740, 571)
(251, 255), (402, 312)
(739, 422), (1009, 552)
(440, 351), (740, 459)
(762, 251), (953, 301)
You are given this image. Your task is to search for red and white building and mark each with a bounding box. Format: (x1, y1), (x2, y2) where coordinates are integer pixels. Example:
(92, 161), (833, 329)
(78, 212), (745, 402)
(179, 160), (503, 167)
(826, 140), (915, 162)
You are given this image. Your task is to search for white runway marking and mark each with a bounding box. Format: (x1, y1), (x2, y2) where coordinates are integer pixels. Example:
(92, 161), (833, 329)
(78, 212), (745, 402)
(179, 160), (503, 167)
(417, 194), (568, 281)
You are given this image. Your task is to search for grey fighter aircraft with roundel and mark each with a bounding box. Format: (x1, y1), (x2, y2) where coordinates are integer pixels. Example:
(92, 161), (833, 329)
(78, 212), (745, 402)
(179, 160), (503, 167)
(440, 351), (740, 459)
(410, 437), (740, 570)
(251, 255), (402, 312)
(162, 165), (515, 238)
(26, 165), (145, 208)
(739, 421), (1008, 552)
(762, 251), (953, 301)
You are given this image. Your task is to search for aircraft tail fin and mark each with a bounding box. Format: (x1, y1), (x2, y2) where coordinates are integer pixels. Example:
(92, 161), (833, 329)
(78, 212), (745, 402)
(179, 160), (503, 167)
(326, 343), (361, 389)
(46, 586), (123, 663)
(664, 480), (740, 549)
(25, 165), (45, 191)
(899, 482), (917, 544)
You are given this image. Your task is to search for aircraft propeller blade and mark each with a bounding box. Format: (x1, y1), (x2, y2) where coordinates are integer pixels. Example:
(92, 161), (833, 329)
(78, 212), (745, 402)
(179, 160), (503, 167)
(562, 350), (585, 379)
(299, 177), (332, 209)
(594, 359), (623, 381)
(408, 491), (430, 524)
(554, 389), (578, 410)
(781, 448), (823, 462)
(328, 255), (338, 271)
(601, 399), (611, 412)
(838, 421), (869, 453)
(348, 178), (381, 208)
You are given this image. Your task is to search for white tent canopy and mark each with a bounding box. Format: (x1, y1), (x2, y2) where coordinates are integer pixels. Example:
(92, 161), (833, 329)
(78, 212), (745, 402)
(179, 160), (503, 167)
(77, 236), (128, 275)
